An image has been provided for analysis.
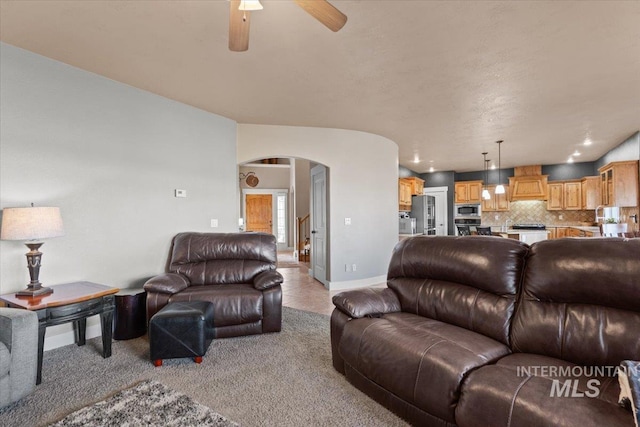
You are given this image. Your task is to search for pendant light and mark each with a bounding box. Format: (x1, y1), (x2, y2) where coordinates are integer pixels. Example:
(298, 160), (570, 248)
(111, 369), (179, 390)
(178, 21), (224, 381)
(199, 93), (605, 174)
(238, 0), (263, 11)
(495, 140), (505, 195)
(482, 152), (491, 200)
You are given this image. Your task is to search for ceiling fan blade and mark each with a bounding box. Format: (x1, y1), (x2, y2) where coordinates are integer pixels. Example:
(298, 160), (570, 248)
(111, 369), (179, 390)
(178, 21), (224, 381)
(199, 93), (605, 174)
(229, 0), (250, 52)
(294, 0), (347, 32)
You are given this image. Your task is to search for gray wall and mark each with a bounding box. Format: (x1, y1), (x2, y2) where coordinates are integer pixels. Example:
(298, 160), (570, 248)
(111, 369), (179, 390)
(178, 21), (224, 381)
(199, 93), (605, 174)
(1, 44), (238, 345)
(596, 131), (640, 169)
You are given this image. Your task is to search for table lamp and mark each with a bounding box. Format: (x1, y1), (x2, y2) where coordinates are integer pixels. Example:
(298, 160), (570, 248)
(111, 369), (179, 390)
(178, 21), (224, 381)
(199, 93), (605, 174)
(1, 205), (65, 296)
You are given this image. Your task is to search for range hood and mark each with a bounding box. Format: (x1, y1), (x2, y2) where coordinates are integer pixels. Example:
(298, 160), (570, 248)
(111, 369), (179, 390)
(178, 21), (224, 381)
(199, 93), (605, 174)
(508, 165), (548, 201)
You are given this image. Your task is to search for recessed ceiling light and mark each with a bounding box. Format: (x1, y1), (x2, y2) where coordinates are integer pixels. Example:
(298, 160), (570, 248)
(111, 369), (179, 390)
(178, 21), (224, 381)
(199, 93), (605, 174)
(584, 139), (592, 146)
(573, 150), (581, 156)
(429, 166), (435, 172)
(490, 164), (496, 170)
(413, 157), (420, 163)
(567, 157), (574, 163)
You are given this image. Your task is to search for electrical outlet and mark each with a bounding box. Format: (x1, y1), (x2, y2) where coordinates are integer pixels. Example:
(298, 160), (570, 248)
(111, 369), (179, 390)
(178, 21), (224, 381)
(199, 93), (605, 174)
(559, 214), (564, 220)
(210, 219), (218, 228)
(345, 218), (351, 225)
(175, 189), (187, 198)
(352, 264), (357, 272)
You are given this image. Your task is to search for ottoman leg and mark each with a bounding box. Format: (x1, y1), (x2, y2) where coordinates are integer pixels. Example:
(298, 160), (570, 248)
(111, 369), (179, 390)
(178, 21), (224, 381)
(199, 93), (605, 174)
(153, 359), (163, 367)
(194, 356), (202, 364)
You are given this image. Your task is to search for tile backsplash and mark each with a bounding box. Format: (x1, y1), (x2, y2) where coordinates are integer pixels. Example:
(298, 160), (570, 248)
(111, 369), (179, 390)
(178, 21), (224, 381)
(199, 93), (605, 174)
(482, 201), (595, 226)
(482, 201), (639, 232)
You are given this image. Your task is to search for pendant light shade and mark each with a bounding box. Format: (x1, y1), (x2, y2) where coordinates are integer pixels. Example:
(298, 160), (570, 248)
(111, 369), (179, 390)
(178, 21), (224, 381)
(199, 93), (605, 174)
(238, 0), (263, 11)
(495, 140), (505, 195)
(482, 152), (491, 200)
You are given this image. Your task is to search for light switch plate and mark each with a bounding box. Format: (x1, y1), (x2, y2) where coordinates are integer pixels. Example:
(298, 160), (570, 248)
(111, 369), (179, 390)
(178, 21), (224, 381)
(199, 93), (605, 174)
(175, 189), (187, 198)
(210, 219), (218, 228)
(344, 218), (351, 225)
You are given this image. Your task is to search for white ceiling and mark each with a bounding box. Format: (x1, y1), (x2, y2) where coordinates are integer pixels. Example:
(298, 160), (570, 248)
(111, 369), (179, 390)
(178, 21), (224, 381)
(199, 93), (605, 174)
(1, 1), (639, 173)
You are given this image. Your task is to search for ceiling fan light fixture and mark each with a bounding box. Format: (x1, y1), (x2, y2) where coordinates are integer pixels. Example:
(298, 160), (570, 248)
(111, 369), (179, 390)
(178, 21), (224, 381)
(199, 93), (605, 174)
(238, 0), (263, 11)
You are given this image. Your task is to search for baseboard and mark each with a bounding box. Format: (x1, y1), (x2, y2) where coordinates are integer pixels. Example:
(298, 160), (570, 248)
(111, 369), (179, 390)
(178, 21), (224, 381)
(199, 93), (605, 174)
(43, 319), (103, 351)
(327, 275), (387, 291)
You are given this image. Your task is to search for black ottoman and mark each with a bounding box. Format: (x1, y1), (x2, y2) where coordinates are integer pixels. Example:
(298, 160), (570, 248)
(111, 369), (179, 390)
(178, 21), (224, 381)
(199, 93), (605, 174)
(149, 301), (214, 366)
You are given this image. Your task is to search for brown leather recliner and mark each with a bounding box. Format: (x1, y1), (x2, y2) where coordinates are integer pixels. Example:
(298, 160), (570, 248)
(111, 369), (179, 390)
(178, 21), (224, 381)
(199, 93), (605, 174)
(331, 236), (639, 427)
(144, 232), (283, 338)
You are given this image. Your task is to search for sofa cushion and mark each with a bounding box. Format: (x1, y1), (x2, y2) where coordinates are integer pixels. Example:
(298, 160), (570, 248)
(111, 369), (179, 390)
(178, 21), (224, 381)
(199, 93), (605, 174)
(511, 238), (640, 366)
(169, 232), (277, 285)
(168, 284), (263, 327)
(456, 353), (633, 427)
(387, 236), (529, 345)
(339, 312), (511, 423)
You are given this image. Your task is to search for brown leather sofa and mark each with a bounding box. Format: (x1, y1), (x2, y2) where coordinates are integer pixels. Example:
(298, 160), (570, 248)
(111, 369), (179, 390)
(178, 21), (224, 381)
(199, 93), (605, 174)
(331, 236), (639, 426)
(144, 232), (283, 338)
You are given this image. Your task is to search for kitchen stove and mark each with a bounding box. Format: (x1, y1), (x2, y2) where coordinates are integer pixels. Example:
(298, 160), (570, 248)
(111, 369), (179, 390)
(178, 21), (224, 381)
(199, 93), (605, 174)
(512, 223), (546, 230)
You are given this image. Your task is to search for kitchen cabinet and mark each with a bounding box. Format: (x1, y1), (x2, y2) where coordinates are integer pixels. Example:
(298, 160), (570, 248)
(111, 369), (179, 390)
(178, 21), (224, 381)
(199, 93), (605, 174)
(547, 180), (581, 211)
(482, 185), (510, 212)
(598, 161), (639, 207)
(398, 178), (412, 211)
(405, 177), (425, 196)
(555, 227), (568, 239)
(455, 181), (483, 204)
(581, 176), (602, 210)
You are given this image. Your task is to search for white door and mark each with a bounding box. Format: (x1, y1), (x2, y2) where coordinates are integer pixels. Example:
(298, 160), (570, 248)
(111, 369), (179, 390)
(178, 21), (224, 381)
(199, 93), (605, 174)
(424, 186), (449, 236)
(310, 165), (327, 286)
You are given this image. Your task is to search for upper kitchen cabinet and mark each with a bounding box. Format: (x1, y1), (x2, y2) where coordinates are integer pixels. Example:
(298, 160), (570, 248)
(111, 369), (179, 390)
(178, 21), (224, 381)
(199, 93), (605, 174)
(581, 176), (601, 210)
(547, 180), (581, 210)
(398, 178), (413, 211)
(455, 181), (483, 204)
(405, 177), (425, 196)
(598, 161), (639, 207)
(482, 185), (510, 212)
(508, 165), (548, 201)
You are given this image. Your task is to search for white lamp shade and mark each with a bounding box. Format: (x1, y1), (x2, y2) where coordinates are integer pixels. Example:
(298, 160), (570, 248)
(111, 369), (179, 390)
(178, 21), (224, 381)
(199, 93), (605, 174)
(495, 185), (506, 195)
(1, 207), (65, 241)
(238, 0), (263, 11)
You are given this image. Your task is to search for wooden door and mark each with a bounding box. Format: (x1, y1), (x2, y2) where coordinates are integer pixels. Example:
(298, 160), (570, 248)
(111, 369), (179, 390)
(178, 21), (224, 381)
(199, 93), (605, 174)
(246, 194), (272, 233)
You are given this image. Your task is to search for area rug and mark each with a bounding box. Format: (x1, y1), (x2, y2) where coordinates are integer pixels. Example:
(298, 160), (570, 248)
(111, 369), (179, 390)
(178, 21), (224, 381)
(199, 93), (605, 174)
(48, 380), (237, 427)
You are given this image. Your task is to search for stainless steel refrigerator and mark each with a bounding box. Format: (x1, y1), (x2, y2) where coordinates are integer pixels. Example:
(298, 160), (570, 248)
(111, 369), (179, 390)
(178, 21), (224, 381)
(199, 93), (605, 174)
(410, 195), (436, 235)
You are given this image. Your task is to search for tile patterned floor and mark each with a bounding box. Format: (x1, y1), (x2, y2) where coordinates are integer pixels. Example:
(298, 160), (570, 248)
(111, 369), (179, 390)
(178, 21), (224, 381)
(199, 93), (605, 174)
(278, 265), (337, 316)
(277, 252), (386, 316)
(277, 252), (337, 316)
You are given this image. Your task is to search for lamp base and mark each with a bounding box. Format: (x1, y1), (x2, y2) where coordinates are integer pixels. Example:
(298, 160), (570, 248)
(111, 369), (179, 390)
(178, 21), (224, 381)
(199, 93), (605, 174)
(16, 285), (53, 297)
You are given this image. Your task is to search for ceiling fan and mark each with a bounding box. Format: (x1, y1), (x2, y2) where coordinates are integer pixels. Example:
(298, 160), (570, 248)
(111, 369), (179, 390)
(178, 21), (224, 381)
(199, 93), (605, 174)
(229, 0), (347, 52)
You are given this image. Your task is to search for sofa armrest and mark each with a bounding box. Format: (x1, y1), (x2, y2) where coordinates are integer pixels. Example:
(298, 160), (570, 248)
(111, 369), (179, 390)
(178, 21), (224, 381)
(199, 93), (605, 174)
(253, 269), (284, 290)
(332, 288), (401, 319)
(143, 273), (190, 295)
(0, 307), (38, 408)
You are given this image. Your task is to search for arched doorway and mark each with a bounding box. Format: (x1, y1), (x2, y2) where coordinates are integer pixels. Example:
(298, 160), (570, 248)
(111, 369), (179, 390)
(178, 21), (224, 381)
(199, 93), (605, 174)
(238, 157), (329, 286)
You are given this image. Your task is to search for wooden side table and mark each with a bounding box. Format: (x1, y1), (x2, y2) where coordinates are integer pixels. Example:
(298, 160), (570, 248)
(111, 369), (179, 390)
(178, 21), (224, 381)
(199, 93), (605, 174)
(0, 281), (119, 384)
(113, 288), (147, 340)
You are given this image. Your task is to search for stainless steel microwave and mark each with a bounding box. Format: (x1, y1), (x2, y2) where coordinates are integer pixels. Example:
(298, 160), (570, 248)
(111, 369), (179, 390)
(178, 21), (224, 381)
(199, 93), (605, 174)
(455, 204), (481, 217)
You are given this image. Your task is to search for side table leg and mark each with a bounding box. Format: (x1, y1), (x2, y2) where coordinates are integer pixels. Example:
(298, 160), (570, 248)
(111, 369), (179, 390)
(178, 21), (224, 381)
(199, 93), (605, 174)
(74, 318), (87, 346)
(100, 307), (114, 358)
(36, 321), (46, 385)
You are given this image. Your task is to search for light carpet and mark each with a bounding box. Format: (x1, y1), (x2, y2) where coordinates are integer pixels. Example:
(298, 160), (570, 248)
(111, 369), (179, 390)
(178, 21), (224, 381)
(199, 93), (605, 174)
(0, 307), (407, 427)
(48, 379), (237, 427)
